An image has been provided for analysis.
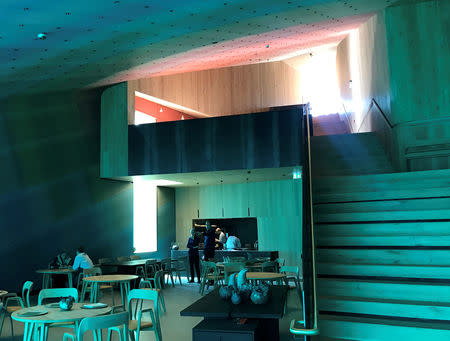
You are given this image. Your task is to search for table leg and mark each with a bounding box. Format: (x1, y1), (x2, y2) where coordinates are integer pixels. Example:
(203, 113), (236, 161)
(42, 275), (47, 289)
(68, 273), (73, 288)
(120, 283), (125, 307)
(90, 283), (95, 303)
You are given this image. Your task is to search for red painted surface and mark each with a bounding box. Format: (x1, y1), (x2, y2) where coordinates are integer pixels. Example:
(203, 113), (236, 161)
(97, 15), (370, 85)
(135, 95), (195, 123)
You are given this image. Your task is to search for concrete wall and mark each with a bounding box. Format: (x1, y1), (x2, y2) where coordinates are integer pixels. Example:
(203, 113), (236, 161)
(336, 11), (395, 166)
(336, 0), (449, 171)
(0, 90), (134, 292)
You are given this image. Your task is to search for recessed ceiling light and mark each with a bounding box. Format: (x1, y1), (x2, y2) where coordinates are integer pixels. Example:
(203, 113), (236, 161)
(37, 33), (47, 40)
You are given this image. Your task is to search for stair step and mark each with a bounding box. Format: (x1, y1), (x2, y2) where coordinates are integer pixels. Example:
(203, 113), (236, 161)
(314, 186), (450, 203)
(317, 249), (450, 266)
(313, 169), (450, 194)
(315, 209), (450, 222)
(319, 295), (450, 320)
(316, 222), (450, 237)
(318, 314), (450, 340)
(315, 197), (450, 214)
(317, 263), (450, 279)
(317, 278), (450, 303)
(317, 234), (450, 247)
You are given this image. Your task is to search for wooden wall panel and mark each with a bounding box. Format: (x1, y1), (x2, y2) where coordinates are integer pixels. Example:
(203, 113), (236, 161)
(100, 83), (128, 177)
(175, 179), (302, 266)
(127, 61), (301, 119)
(385, 0), (450, 123)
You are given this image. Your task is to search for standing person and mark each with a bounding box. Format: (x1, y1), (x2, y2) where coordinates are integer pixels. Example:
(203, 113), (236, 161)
(187, 229), (201, 283)
(72, 246), (94, 271)
(203, 221), (216, 261)
(216, 228), (227, 245)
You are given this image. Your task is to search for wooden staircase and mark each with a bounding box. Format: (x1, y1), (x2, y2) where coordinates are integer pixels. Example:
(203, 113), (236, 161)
(311, 133), (394, 176)
(312, 114), (350, 136)
(311, 169), (450, 340)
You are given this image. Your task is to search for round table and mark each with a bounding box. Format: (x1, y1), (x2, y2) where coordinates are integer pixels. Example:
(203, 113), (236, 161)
(82, 275), (138, 307)
(11, 302), (111, 341)
(246, 272), (286, 284)
(0, 290), (8, 298)
(36, 269), (76, 289)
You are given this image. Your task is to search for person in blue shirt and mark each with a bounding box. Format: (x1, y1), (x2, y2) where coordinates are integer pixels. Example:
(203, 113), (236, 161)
(187, 229), (201, 283)
(203, 220), (216, 261)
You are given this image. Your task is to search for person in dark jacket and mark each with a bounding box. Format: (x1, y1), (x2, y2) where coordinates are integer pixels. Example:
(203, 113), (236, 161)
(203, 220), (216, 261)
(187, 229), (201, 283)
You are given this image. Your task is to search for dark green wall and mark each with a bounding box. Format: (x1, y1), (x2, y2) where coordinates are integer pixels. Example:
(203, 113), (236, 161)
(0, 90), (133, 292)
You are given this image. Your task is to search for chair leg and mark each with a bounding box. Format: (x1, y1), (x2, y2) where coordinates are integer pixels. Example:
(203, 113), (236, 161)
(177, 271), (182, 286)
(9, 315), (14, 339)
(159, 294), (166, 313)
(0, 311), (5, 336)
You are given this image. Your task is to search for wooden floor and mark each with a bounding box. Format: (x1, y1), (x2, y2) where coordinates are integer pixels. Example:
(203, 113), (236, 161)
(0, 278), (303, 341)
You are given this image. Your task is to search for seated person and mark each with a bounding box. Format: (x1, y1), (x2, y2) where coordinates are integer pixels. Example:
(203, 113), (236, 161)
(224, 235), (241, 250)
(72, 246), (94, 271)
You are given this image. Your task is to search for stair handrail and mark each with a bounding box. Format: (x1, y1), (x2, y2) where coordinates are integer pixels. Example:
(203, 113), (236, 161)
(290, 104), (319, 337)
(357, 98), (394, 132)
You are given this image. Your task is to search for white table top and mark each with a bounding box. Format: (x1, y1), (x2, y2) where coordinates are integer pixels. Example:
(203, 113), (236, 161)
(11, 303), (111, 324)
(82, 274), (138, 283)
(0, 290), (8, 297)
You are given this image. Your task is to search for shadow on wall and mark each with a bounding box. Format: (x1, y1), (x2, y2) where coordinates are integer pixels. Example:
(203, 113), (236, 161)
(0, 89), (133, 292)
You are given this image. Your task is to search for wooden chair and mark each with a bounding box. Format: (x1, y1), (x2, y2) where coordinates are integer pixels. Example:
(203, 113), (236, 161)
(159, 258), (176, 287)
(63, 312), (129, 341)
(140, 274), (166, 315)
(223, 262), (245, 283)
(199, 261), (224, 295)
(261, 261), (277, 273)
(0, 281), (33, 339)
(80, 267), (114, 305)
(280, 265), (302, 297)
(126, 289), (162, 341)
(143, 260), (160, 279)
(275, 258), (285, 272)
(38, 288), (79, 340)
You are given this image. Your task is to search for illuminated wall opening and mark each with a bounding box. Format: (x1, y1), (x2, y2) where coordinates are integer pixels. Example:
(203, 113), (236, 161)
(133, 178), (157, 253)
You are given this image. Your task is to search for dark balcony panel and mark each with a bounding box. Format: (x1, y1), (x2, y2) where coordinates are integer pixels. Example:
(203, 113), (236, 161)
(128, 107), (304, 175)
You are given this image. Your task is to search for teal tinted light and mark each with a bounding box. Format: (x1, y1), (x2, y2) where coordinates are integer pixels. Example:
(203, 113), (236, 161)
(292, 167), (302, 179)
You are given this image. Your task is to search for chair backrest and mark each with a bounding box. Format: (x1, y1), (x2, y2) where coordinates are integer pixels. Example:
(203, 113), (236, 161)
(280, 265), (299, 277)
(38, 288), (79, 305)
(140, 269), (164, 290)
(83, 267), (102, 277)
(117, 256), (130, 262)
(275, 258), (285, 267)
(261, 261), (277, 272)
(223, 263), (245, 282)
(130, 255), (141, 260)
(127, 289), (159, 321)
(160, 258), (172, 270)
(77, 312), (128, 341)
(22, 281), (33, 307)
(98, 258), (112, 264)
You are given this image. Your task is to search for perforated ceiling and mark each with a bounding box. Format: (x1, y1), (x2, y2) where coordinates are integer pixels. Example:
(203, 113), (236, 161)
(0, 0), (396, 98)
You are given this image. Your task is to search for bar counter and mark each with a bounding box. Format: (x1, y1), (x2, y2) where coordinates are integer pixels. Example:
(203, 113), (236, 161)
(171, 249), (278, 262)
